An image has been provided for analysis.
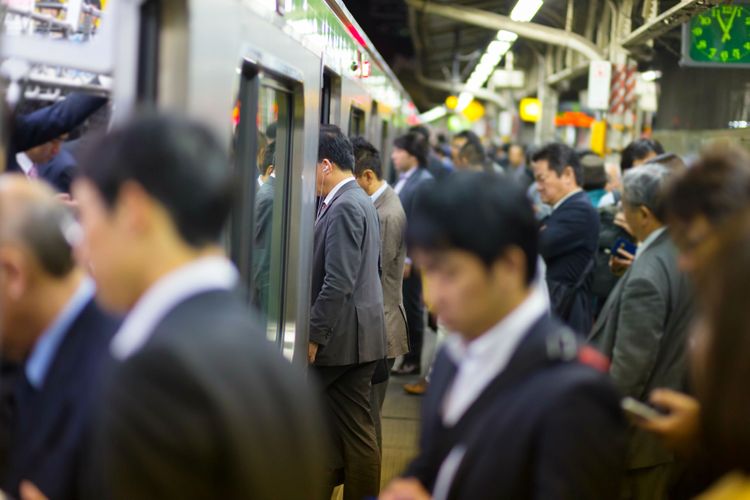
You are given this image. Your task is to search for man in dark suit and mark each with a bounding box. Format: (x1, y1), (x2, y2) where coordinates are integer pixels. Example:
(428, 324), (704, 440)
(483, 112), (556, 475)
(380, 172), (626, 500)
(38, 148), (77, 194)
(71, 114), (324, 499)
(391, 131), (434, 376)
(310, 125), (386, 500)
(8, 92), (107, 172)
(533, 143), (599, 334)
(0, 177), (120, 500)
(352, 137), (409, 447)
(252, 142), (276, 315)
(589, 163), (693, 500)
(409, 125), (450, 180)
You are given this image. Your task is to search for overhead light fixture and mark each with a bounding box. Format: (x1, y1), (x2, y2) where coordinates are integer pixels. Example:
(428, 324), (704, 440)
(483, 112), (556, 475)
(418, 106), (448, 123)
(456, 91), (474, 112)
(509, 0), (544, 22)
(496, 30), (519, 43)
(641, 70), (662, 81)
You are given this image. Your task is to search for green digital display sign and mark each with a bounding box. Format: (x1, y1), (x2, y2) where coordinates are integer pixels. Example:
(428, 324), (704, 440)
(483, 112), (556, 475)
(682, 4), (750, 67)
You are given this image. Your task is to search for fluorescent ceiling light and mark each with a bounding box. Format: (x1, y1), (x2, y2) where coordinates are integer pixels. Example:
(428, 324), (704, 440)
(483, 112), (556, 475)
(496, 30), (519, 43)
(456, 91), (474, 112)
(487, 40), (511, 57)
(418, 106), (448, 123)
(509, 0), (544, 22)
(641, 70), (662, 81)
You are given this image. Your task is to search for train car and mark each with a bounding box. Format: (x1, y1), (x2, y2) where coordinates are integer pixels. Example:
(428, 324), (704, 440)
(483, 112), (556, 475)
(1, 0), (417, 367)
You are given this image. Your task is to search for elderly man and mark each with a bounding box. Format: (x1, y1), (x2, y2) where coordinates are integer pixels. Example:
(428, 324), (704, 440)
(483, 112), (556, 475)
(0, 177), (120, 500)
(588, 163), (693, 500)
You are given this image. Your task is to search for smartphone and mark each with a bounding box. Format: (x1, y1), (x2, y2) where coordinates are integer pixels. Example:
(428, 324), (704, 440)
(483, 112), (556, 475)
(611, 237), (637, 257)
(621, 397), (663, 421)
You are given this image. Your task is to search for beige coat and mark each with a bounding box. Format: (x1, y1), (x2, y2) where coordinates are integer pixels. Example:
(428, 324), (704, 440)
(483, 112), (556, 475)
(373, 185), (409, 358)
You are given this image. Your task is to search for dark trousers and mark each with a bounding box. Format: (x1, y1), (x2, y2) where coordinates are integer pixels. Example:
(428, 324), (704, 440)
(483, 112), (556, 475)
(314, 362), (381, 500)
(620, 463), (674, 500)
(370, 359), (395, 452)
(401, 274), (424, 368)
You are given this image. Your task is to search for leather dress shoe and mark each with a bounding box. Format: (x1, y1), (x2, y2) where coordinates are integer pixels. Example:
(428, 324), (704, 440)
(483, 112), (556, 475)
(403, 379), (428, 396)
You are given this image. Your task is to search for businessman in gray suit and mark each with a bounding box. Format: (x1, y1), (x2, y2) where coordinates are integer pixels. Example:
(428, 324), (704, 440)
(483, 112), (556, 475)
(588, 163), (693, 500)
(310, 125), (387, 500)
(351, 137), (409, 447)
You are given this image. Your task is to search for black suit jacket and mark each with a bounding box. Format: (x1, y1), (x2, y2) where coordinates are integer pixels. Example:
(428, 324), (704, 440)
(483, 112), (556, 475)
(252, 176), (275, 312)
(94, 290), (325, 499)
(405, 315), (626, 499)
(539, 191), (600, 334)
(8, 93), (107, 172)
(3, 298), (120, 500)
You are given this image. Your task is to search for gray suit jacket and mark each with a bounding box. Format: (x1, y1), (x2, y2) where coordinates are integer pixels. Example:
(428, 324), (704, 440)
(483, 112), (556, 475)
(311, 180), (386, 366)
(588, 229), (693, 470)
(374, 186), (409, 358)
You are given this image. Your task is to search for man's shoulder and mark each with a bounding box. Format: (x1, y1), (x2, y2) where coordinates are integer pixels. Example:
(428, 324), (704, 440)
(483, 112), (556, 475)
(377, 188), (407, 219)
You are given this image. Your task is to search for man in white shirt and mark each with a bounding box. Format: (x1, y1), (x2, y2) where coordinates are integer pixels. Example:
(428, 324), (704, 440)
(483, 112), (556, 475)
(71, 114), (324, 499)
(381, 172), (625, 500)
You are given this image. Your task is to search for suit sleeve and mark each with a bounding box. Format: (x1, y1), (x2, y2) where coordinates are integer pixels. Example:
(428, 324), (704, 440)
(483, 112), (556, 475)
(309, 203), (365, 346)
(538, 206), (593, 262)
(534, 376), (626, 500)
(12, 93), (107, 153)
(96, 348), (218, 500)
(610, 275), (667, 398)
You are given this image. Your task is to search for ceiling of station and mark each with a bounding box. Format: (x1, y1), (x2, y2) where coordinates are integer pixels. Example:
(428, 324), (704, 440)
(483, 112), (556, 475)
(347, 0), (691, 111)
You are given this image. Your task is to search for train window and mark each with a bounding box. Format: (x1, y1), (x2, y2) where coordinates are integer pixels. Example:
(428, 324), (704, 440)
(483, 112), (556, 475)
(231, 68), (293, 350)
(321, 72), (332, 124)
(349, 106), (365, 137)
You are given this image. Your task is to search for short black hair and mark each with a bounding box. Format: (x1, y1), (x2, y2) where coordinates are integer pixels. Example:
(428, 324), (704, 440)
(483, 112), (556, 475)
(408, 172), (538, 284)
(454, 130), (482, 149)
(265, 122), (277, 141)
(351, 136), (382, 180)
(394, 131), (428, 166)
(258, 142), (276, 176)
(408, 125), (431, 143)
(78, 113), (234, 248)
(318, 124), (354, 172)
(18, 201), (76, 278)
(621, 138), (664, 171)
(458, 141), (488, 170)
(531, 143), (583, 186)
(580, 152), (607, 190)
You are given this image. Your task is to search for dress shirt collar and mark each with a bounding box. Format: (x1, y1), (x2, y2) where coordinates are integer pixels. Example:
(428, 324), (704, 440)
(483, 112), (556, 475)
(445, 284), (548, 367)
(15, 153), (33, 175)
(635, 226), (667, 258)
(323, 176), (356, 206)
(370, 182), (389, 203)
(26, 278), (96, 389)
(110, 256), (238, 360)
(552, 188), (583, 212)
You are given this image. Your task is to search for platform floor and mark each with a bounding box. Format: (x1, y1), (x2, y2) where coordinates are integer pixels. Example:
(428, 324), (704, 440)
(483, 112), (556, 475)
(380, 373), (422, 489)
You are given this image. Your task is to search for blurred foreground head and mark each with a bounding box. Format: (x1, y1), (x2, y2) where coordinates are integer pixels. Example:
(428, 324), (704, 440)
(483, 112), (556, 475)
(73, 114), (233, 313)
(0, 177), (78, 360)
(407, 172), (537, 339)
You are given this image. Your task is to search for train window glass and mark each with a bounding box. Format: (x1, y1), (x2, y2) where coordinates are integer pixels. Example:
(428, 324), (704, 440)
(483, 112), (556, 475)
(253, 82), (292, 347)
(380, 118), (390, 177)
(321, 72), (331, 124)
(349, 106), (365, 137)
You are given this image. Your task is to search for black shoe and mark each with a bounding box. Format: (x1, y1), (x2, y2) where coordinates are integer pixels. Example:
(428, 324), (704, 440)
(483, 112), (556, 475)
(391, 363), (420, 376)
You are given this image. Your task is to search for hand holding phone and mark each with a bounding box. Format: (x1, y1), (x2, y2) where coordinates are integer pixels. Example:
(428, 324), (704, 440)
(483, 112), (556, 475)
(622, 397), (664, 421)
(611, 237), (637, 258)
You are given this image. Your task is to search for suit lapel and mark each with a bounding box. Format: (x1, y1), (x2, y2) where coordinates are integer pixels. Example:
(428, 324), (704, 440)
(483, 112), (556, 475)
(315, 180), (356, 225)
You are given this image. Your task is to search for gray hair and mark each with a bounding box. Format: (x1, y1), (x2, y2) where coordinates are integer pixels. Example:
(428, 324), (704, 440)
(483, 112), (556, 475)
(622, 163), (671, 221)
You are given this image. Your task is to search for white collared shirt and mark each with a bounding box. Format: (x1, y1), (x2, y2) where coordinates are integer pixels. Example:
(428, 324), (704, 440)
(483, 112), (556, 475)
(110, 256), (238, 360)
(441, 284), (549, 425)
(15, 153), (33, 175)
(635, 226), (667, 258)
(552, 188), (583, 212)
(394, 166), (417, 195)
(323, 176), (356, 206)
(370, 182), (388, 203)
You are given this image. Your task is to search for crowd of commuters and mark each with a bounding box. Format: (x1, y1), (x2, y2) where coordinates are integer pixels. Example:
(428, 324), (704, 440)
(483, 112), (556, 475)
(3, 90), (750, 500)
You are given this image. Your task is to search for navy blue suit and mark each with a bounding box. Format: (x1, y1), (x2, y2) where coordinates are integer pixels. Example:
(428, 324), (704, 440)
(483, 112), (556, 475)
(539, 191), (600, 334)
(8, 93), (107, 172)
(3, 298), (120, 500)
(397, 167), (434, 368)
(404, 315), (626, 499)
(38, 149), (77, 194)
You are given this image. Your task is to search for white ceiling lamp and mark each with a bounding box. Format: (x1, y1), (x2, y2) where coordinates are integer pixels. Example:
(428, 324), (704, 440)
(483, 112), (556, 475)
(495, 30), (519, 43)
(418, 105), (448, 123)
(509, 0), (544, 22)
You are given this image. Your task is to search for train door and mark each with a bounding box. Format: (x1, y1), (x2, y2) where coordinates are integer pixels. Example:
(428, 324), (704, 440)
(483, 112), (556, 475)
(231, 63), (300, 359)
(348, 106), (365, 137)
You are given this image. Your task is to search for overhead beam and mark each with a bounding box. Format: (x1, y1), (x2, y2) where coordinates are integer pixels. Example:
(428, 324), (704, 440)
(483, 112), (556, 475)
(405, 0), (604, 61)
(621, 0), (722, 49)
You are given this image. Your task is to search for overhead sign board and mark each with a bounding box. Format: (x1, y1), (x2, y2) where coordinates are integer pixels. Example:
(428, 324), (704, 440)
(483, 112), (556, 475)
(681, 4), (750, 67)
(587, 61), (612, 111)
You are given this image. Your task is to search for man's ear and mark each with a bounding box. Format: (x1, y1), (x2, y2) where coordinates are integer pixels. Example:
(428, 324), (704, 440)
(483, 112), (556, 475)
(0, 248), (28, 301)
(117, 181), (153, 235)
(267, 165), (275, 176)
(639, 205), (652, 220)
